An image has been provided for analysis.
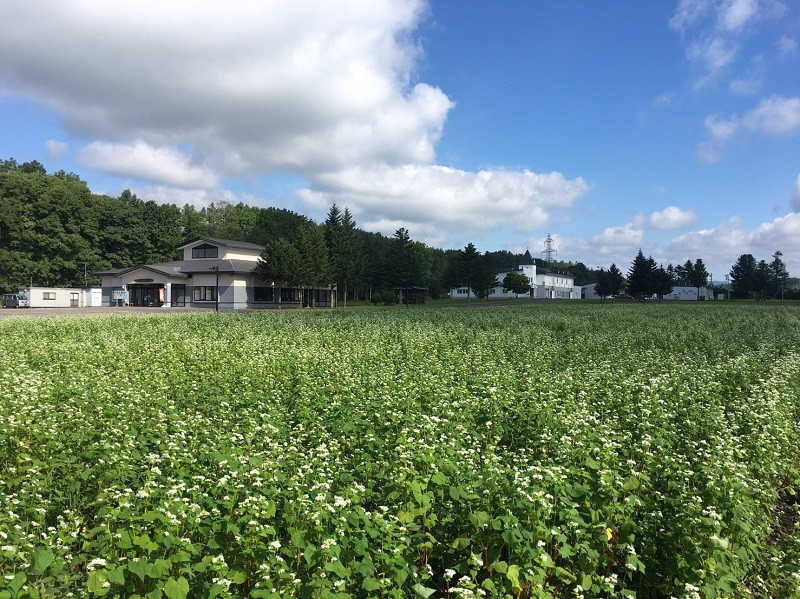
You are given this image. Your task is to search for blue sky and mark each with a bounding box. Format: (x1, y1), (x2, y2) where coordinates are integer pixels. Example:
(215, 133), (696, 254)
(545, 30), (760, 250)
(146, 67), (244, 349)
(1, 0), (798, 278)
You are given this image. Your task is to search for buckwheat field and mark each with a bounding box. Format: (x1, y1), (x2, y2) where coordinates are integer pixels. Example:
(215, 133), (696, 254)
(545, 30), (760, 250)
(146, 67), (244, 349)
(1, 302), (798, 598)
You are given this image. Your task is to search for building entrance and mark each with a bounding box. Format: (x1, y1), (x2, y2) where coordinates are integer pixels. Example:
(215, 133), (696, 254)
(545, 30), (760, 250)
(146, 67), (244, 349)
(128, 284), (165, 307)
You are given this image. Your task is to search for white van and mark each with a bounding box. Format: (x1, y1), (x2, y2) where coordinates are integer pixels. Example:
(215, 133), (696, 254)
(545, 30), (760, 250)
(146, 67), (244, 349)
(2, 292), (29, 308)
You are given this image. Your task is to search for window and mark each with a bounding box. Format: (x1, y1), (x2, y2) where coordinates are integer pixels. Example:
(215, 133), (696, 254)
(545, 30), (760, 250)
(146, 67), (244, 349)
(254, 287), (274, 302)
(43, 292), (56, 300)
(280, 288), (298, 302)
(191, 243), (219, 259)
(194, 286), (217, 301)
(456, 287), (469, 295)
(172, 284), (186, 307)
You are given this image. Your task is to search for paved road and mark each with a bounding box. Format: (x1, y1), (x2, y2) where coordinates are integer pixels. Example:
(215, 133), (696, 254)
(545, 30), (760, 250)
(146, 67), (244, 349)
(0, 306), (205, 318)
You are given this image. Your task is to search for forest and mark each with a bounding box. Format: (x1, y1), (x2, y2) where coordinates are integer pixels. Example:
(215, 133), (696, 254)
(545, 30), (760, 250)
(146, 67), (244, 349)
(0, 159), (555, 299)
(1, 158), (795, 301)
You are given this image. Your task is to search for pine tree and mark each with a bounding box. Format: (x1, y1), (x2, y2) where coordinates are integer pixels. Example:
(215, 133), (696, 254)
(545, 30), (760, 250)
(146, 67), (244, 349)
(627, 250), (655, 300)
(688, 258), (709, 300)
(729, 254), (757, 299)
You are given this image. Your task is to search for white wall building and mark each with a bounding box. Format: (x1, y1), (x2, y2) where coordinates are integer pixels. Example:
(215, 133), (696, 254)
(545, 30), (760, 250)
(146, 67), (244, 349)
(97, 237), (334, 309)
(3, 287), (103, 308)
(576, 284), (601, 300)
(663, 286), (714, 301)
(450, 250), (576, 300)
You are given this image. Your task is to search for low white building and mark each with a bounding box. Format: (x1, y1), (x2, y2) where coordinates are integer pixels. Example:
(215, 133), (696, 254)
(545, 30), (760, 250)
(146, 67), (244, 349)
(575, 284), (601, 300)
(96, 237), (335, 309)
(450, 250), (576, 300)
(4, 287), (102, 308)
(663, 286), (714, 301)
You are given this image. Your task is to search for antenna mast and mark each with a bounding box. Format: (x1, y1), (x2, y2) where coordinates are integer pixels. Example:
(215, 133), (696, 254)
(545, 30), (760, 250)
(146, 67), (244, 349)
(541, 233), (557, 264)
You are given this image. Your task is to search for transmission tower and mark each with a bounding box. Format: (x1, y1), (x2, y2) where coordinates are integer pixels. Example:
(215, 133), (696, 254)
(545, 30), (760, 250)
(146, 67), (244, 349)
(541, 233), (557, 264)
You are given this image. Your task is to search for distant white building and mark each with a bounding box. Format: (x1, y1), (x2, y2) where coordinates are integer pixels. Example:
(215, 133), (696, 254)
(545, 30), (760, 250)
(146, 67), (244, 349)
(576, 284), (601, 300)
(450, 250), (576, 300)
(663, 286), (714, 301)
(2, 287), (102, 308)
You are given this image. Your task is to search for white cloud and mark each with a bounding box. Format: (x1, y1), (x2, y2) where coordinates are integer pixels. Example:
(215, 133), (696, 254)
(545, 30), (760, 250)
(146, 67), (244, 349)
(669, 213), (800, 275)
(670, 0), (714, 33)
(646, 206), (698, 230)
(699, 95), (800, 160)
(296, 164), (591, 246)
(77, 141), (220, 189)
(592, 223), (644, 247)
(686, 36), (739, 86)
(729, 77), (761, 95)
(0, 1), (452, 179)
(778, 35), (797, 57)
(718, 0), (758, 32)
(45, 139), (69, 159)
(742, 95), (800, 135)
(670, 0), (787, 87)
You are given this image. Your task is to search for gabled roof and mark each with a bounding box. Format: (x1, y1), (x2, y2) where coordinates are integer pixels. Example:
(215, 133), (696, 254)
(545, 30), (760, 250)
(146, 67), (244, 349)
(519, 250), (535, 265)
(180, 259), (261, 275)
(95, 262), (189, 279)
(176, 237), (264, 251)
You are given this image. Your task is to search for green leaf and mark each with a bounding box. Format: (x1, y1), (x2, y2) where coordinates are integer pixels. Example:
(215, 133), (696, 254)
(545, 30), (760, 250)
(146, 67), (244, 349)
(33, 548), (54, 573)
(8, 573), (26, 594)
(87, 569), (110, 596)
(229, 570), (247, 585)
(622, 476), (640, 492)
(554, 567), (576, 583)
(469, 511), (491, 529)
(362, 578), (383, 592)
(584, 456), (601, 470)
(507, 564), (521, 590)
(413, 583), (436, 598)
(163, 577), (190, 599)
(490, 560), (508, 573)
(108, 566), (126, 585)
(451, 537), (471, 549)
(128, 559), (148, 582)
(580, 573), (592, 590)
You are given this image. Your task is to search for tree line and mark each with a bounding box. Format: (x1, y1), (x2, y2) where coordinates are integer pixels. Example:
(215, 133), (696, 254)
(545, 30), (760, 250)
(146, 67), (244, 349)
(1, 158), (796, 301)
(593, 249), (795, 301)
(0, 159), (522, 298)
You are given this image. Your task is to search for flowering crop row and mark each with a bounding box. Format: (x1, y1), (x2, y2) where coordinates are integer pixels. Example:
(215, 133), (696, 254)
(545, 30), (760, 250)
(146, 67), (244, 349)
(0, 302), (799, 598)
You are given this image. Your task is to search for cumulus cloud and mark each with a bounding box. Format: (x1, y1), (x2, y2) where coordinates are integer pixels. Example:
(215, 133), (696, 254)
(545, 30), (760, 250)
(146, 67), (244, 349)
(45, 139), (69, 159)
(296, 164), (591, 246)
(645, 206), (698, 230)
(669, 213), (800, 274)
(592, 223), (644, 247)
(77, 141), (220, 189)
(0, 1), (451, 179)
(698, 95), (800, 160)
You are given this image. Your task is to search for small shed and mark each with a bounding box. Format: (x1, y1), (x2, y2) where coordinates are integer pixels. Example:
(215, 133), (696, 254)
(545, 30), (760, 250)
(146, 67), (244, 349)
(396, 286), (428, 305)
